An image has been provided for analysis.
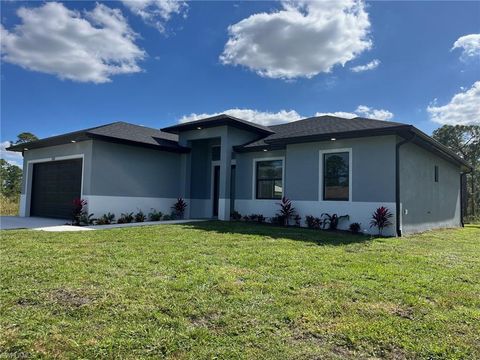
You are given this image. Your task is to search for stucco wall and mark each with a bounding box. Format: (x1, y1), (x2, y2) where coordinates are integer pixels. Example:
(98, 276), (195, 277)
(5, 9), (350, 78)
(233, 136), (398, 235)
(399, 142), (461, 234)
(90, 141), (181, 198)
(286, 136), (397, 202)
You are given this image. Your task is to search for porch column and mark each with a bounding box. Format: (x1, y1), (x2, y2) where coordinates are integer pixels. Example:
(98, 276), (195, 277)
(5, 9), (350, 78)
(218, 132), (232, 221)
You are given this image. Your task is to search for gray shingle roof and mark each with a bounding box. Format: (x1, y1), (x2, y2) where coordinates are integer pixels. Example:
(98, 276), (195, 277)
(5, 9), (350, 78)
(7, 121), (187, 153)
(87, 121), (179, 147)
(241, 115), (407, 148)
(161, 114), (274, 135)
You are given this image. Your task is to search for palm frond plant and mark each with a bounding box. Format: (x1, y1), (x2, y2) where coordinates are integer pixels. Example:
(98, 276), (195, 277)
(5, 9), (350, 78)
(276, 197), (296, 226)
(370, 206), (393, 235)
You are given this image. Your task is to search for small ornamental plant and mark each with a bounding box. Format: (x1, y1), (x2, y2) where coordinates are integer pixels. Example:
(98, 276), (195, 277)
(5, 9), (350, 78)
(135, 210), (146, 222)
(349, 222), (361, 234)
(172, 198), (188, 219)
(370, 206), (393, 235)
(276, 197), (296, 226)
(71, 198), (94, 226)
(321, 213), (349, 230)
(305, 215), (322, 229)
(148, 209), (163, 221)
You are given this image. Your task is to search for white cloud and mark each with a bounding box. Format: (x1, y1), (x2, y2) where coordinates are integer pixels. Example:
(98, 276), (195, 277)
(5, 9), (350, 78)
(121, 0), (187, 33)
(180, 105), (394, 126)
(314, 111), (357, 119)
(350, 59), (380, 72)
(427, 81), (480, 125)
(220, 0), (372, 79)
(354, 105), (393, 120)
(179, 109), (303, 126)
(316, 105), (394, 121)
(452, 34), (480, 59)
(0, 2), (145, 83)
(0, 141), (23, 167)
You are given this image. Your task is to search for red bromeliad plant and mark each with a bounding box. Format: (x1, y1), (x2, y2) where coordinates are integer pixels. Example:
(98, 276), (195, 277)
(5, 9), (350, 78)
(72, 198), (87, 225)
(172, 198), (188, 219)
(276, 197), (296, 226)
(370, 206), (393, 235)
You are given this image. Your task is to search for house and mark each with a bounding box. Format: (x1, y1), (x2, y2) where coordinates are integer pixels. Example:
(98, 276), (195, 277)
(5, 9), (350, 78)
(7, 115), (471, 236)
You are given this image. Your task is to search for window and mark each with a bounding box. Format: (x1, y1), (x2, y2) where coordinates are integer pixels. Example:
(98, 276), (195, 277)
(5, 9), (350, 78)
(434, 165), (439, 182)
(323, 152), (349, 201)
(256, 160), (283, 199)
(212, 146), (220, 161)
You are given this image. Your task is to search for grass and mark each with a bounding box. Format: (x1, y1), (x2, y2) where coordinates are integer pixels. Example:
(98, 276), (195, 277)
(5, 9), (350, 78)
(0, 195), (19, 216)
(1, 222), (479, 359)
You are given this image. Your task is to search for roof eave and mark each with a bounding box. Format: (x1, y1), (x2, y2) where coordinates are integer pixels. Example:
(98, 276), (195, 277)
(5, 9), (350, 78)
(161, 116), (274, 136)
(264, 125), (411, 146)
(87, 133), (190, 153)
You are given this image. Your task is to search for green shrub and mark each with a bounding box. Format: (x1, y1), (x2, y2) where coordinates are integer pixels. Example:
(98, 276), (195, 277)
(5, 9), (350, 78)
(148, 209), (163, 221)
(134, 210), (146, 222)
(96, 213), (115, 225)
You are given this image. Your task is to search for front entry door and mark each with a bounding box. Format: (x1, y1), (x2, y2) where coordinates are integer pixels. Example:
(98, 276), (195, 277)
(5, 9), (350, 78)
(213, 165), (220, 217)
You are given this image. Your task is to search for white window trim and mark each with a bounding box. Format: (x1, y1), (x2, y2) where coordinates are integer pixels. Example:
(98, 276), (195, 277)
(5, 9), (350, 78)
(319, 148), (352, 202)
(25, 154), (85, 216)
(252, 156), (285, 200)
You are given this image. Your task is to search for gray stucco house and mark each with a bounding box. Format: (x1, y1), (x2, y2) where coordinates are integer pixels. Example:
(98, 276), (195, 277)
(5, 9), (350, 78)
(8, 115), (471, 236)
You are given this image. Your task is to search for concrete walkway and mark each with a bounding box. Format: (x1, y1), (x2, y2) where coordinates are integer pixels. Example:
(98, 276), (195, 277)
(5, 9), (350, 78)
(1, 216), (204, 232)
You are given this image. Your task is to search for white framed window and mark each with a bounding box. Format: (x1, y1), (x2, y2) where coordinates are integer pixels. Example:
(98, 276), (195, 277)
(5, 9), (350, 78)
(319, 148), (352, 202)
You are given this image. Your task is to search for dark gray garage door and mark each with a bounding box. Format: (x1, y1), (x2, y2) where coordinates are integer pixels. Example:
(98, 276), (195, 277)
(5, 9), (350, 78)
(30, 159), (82, 219)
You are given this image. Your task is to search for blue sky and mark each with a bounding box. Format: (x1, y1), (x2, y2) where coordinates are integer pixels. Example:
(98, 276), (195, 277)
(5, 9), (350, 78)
(1, 0), (479, 165)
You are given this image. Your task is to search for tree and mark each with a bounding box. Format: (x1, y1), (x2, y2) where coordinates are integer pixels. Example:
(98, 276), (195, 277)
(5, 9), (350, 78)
(14, 132), (38, 144)
(432, 125), (480, 218)
(0, 159), (22, 198)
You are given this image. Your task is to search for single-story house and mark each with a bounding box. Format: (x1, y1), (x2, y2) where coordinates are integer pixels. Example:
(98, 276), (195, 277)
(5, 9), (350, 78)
(8, 115), (471, 236)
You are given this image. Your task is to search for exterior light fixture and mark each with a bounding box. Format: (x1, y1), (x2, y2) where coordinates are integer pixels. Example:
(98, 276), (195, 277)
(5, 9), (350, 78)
(23, 148), (28, 151)
(197, 126), (202, 130)
(71, 140), (76, 143)
(331, 137), (336, 141)
(263, 149), (268, 152)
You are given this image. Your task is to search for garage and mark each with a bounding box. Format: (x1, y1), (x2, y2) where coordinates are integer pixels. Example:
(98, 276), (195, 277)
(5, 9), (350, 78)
(30, 159), (82, 219)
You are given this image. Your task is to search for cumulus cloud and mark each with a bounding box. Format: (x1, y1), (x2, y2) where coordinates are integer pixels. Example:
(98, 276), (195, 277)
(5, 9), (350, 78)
(220, 0), (372, 79)
(427, 81), (480, 125)
(179, 109), (303, 126)
(0, 141), (23, 167)
(452, 34), (480, 59)
(180, 105), (394, 126)
(0, 2), (145, 83)
(350, 59), (380, 72)
(121, 0), (187, 33)
(316, 105), (394, 121)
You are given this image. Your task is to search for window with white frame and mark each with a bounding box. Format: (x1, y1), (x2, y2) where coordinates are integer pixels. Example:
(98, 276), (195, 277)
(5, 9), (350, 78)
(256, 160), (283, 199)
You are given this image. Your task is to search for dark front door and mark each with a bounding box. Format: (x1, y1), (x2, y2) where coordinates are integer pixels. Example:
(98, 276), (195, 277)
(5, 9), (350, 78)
(213, 165), (220, 217)
(30, 159), (82, 219)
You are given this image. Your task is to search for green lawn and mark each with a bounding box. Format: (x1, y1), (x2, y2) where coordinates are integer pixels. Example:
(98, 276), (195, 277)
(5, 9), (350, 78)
(1, 222), (479, 359)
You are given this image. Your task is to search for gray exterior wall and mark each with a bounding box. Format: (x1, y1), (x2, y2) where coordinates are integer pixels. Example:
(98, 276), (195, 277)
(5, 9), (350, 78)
(90, 141), (181, 198)
(235, 150), (286, 200)
(399, 142), (461, 234)
(235, 136), (396, 202)
(285, 136), (397, 202)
